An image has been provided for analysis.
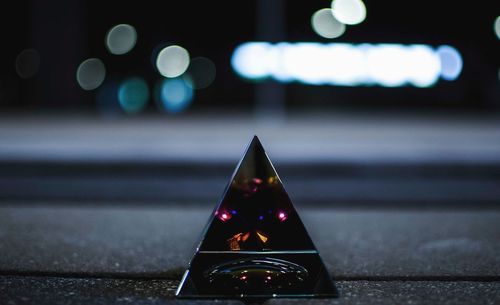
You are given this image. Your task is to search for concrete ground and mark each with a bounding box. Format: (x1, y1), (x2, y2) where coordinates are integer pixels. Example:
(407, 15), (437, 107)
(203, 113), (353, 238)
(0, 114), (499, 304)
(0, 205), (499, 304)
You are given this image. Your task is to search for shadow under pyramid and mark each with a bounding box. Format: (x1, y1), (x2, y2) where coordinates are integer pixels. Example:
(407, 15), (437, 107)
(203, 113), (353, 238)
(176, 136), (337, 301)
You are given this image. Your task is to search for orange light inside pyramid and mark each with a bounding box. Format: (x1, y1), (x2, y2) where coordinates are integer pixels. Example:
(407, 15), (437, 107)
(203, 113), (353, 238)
(256, 231), (268, 243)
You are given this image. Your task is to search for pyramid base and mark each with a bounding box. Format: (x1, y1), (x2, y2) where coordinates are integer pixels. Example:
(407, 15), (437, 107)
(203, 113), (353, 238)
(176, 252), (338, 299)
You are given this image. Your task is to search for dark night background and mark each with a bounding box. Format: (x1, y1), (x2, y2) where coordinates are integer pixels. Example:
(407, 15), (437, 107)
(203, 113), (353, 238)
(0, 0), (498, 113)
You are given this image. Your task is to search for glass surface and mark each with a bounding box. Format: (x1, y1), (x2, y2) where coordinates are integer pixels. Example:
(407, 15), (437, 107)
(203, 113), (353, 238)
(176, 136), (337, 300)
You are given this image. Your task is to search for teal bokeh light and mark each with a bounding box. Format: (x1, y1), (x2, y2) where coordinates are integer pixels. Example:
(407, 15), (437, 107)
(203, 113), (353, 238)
(118, 77), (150, 114)
(156, 77), (194, 113)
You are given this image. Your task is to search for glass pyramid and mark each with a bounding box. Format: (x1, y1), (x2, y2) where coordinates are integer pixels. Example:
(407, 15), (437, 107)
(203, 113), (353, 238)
(176, 136), (337, 301)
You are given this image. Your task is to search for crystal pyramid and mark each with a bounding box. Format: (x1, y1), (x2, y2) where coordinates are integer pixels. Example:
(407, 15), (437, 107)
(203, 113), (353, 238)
(176, 136), (337, 301)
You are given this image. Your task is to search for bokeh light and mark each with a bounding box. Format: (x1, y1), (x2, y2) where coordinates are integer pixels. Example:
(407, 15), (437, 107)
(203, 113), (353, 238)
(331, 0), (367, 25)
(494, 16), (500, 40)
(15, 49), (40, 79)
(155, 45), (190, 78)
(118, 77), (149, 114)
(231, 42), (273, 79)
(436, 45), (463, 81)
(155, 77), (194, 113)
(232, 42), (458, 87)
(186, 57), (216, 89)
(105, 24), (137, 55)
(76, 58), (106, 90)
(311, 8), (346, 39)
(366, 44), (440, 87)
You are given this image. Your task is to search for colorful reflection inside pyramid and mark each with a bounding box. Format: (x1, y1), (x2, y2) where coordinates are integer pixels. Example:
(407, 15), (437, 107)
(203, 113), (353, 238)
(176, 136), (337, 300)
(200, 138), (314, 252)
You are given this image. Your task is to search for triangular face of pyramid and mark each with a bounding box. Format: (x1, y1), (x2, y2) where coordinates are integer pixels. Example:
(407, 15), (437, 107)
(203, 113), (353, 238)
(176, 136), (337, 300)
(199, 136), (315, 252)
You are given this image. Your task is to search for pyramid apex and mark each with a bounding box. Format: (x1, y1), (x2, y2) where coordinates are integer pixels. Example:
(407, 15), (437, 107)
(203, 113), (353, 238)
(250, 135), (263, 146)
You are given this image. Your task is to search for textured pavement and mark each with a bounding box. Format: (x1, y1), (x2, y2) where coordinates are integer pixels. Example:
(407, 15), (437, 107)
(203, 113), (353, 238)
(0, 205), (499, 305)
(0, 206), (499, 278)
(1, 277), (498, 305)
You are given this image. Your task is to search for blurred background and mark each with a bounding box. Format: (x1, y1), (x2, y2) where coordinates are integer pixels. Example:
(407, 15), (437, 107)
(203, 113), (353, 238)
(0, 0), (499, 207)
